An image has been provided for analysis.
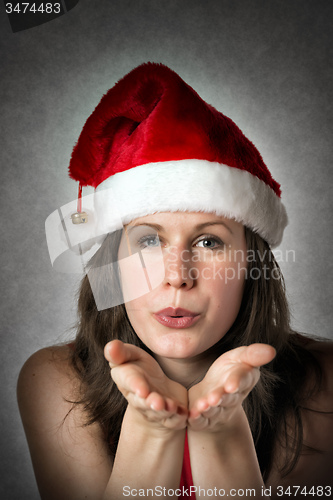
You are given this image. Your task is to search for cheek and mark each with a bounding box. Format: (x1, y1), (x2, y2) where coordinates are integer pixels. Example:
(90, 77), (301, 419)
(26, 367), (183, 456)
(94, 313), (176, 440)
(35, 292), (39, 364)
(124, 306), (144, 346)
(118, 252), (165, 303)
(206, 264), (246, 326)
(124, 295), (151, 337)
(214, 278), (244, 306)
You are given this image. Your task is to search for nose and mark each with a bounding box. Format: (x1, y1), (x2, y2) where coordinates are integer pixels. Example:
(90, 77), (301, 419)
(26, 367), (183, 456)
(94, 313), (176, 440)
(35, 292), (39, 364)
(163, 247), (195, 290)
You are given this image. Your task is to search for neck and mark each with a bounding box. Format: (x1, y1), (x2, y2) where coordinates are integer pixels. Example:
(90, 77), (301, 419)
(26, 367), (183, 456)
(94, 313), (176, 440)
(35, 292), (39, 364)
(154, 350), (218, 389)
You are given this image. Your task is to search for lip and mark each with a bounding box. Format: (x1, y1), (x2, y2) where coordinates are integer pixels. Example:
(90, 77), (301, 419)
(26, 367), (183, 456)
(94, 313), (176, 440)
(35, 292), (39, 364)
(153, 307), (201, 329)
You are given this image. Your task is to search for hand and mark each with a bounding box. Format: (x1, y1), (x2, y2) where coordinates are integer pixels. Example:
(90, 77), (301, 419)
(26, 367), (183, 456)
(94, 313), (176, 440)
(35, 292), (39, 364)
(188, 344), (276, 431)
(104, 340), (188, 430)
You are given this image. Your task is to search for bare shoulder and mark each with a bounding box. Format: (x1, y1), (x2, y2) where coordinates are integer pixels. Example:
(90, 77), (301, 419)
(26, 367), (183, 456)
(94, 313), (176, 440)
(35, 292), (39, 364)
(302, 337), (333, 412)
(17, 345), (113, 499)
(303, 336), (333, 358)
(17, 345), (79, 424)
(18, 344), (77, 394)
(268, 338), (333, 492)
(299, 338), (333, 452)
(18, 343), (75, 376)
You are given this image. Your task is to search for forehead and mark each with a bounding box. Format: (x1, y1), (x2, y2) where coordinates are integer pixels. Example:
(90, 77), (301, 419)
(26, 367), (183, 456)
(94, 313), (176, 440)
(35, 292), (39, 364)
(127, 211), (243, 232)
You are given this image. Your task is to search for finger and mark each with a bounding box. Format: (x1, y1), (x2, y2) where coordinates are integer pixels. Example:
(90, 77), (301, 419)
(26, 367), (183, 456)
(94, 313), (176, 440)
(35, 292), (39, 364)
(197, 405), (221, 419)
(104, 340), (142, 368)
(223, 364), (260, 394)
(127, 392), (151, 410)
(166, 398), (188, 417)
(189, 392), (240, 421)
(146, 392), (167, 412)
(126, 394), (170, 420)
(239, 344), (276, 367)
(190, 379), (251, 417)
(223, 344), (276, 368)
(190, 396), (211, 416)
(145, 393), (186, 415)
(188, 414), (209, 430)
(162, 413), (188, 430)
(206, 390), (236, 407)
(138, 398), (187, 424)
(111, 365), (150, 399)
(143, 407), (188, 430)
(156, 394), (188, 415)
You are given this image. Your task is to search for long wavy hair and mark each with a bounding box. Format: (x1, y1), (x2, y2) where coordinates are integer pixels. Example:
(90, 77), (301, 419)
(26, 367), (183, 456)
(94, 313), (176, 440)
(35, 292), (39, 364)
(70, 226), (322, 481)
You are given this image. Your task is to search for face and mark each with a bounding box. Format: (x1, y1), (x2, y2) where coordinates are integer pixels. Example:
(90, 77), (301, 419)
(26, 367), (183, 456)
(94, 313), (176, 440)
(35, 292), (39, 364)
(118, 212), (247, 360)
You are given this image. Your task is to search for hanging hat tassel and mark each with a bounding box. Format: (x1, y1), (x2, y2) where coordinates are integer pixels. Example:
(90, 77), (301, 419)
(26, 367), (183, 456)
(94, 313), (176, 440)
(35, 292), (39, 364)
(71, 183), (88, 224)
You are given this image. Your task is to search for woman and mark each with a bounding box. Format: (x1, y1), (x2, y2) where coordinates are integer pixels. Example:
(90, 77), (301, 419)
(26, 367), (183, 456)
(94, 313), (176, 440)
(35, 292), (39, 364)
(18, 63), (333, 499)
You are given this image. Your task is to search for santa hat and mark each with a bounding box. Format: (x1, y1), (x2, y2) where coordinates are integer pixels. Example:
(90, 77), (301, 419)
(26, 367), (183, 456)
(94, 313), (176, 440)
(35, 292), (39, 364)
(68, 62), (287, 247)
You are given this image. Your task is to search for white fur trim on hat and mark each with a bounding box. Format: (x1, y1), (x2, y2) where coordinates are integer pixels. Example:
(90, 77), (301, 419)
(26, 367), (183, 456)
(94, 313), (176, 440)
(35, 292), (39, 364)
(95, 159), (288, 248)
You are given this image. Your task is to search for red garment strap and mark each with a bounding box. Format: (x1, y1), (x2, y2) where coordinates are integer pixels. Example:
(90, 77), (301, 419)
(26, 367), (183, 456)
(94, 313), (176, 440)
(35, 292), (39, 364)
(179, 430), (196, 499)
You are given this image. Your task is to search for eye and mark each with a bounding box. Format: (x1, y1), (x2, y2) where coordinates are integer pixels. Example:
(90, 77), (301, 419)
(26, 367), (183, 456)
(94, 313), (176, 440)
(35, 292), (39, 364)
(195, 235), (224, 250)
(137, 234), (161, 249)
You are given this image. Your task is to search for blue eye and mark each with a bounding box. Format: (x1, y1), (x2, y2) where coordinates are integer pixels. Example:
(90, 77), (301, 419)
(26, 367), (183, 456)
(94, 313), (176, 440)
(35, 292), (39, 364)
(196, 236), (223, 249)
(138, 235), (161, 249)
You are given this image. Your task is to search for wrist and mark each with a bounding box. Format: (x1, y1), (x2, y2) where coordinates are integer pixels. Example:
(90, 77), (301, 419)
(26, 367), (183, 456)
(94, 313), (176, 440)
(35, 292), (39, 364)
(188, 407), (249, 441)
(187, 408), (264, 490)
(124, 403), (186, 440)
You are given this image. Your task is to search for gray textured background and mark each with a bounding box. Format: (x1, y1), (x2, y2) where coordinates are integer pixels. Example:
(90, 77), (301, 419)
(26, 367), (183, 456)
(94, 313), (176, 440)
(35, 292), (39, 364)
(1, 1), (332, 498)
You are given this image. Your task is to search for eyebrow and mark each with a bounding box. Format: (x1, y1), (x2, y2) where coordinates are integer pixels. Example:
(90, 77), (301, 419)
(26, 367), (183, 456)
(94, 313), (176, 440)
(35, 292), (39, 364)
(128, 220), (233, 234)
(195, 221), (233, 234)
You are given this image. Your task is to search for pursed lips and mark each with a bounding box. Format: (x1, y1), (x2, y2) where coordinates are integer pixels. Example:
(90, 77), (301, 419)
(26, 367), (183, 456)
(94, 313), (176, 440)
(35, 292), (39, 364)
(153, 307), (200, 329)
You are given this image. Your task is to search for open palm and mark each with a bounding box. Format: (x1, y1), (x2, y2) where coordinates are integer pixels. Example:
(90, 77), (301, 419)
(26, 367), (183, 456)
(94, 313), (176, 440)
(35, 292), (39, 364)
(105, 340), (188, 430)
(188, 344), (276, 431)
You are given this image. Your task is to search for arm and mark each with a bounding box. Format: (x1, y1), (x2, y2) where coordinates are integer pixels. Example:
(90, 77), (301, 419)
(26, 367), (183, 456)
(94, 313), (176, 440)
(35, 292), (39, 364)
(187, 344), (276, 496)
(103, 340), (188, 498)
(188, 409), (264, 496)
(105, 405), (186, 498)
(17, 346), (113, 500)
(18, 344), (187, 500)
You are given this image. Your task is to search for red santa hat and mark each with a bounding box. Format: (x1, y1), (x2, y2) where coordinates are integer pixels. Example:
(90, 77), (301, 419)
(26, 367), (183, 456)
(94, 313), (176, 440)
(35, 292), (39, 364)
(68, 62), (287, 247)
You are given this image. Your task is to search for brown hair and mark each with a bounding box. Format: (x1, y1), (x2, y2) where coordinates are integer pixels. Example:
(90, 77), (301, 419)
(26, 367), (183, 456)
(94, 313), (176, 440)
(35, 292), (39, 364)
(70, 227), (321, 480)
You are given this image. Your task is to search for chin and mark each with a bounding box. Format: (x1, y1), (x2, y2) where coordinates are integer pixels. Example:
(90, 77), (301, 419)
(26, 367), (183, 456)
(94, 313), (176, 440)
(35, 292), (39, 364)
(148, 334), (212, 360)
